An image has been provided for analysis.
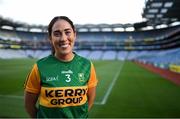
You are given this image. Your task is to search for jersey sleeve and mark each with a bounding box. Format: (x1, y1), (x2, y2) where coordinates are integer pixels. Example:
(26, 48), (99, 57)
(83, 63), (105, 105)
(88, 62), (98, 88)
(24, 64), (41, 94)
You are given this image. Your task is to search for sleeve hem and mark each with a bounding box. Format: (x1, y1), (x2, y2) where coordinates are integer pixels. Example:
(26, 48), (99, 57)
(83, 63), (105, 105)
(25, 87), (40, 94)
(88, 80), (98, 88)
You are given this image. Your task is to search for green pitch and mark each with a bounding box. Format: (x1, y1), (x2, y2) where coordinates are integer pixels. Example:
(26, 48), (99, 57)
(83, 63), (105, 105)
(0, 59), (180, 118)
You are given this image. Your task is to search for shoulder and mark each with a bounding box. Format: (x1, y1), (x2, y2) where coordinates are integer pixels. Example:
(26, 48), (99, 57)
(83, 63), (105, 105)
(75, 53), (91, 64)
(36, 55), (53, 64)
(36, 55), (55, 68)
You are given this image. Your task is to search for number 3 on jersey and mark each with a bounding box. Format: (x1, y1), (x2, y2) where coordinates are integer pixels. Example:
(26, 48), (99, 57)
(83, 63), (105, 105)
(65, 74), (71, 82)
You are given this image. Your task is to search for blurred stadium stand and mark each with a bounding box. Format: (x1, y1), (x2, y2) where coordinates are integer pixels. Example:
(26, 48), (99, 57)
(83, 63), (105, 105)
(0, 0), (180, 73)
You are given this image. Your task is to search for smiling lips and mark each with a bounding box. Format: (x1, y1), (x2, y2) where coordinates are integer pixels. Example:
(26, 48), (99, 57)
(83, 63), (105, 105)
(59, 43), (70, 48)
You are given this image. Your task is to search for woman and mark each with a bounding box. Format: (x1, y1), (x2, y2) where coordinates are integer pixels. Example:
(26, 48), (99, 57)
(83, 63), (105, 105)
(24, 16), (98, 118)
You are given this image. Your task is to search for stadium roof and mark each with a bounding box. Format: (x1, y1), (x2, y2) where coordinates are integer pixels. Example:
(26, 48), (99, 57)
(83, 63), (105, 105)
(0, 17), (136, 32)
(142, 0), (180, 26)
(0, 0), (180, 32)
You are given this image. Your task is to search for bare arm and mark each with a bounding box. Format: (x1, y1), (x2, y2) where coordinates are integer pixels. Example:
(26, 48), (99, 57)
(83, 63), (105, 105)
(87, 86), (96, 111)
(24, 91), (39, 118)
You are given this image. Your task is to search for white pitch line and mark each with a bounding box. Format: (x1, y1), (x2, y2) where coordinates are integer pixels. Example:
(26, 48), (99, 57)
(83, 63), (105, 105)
(0, 94), (24, 99)
(99, 61), (125, 105)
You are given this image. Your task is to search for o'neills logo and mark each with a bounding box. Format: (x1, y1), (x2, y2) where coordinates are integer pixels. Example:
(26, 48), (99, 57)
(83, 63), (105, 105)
(39, 86), (88, 108)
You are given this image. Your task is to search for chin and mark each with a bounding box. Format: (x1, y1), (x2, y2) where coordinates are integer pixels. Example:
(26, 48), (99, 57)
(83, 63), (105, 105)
(55, 46), (73, 55)
(60, 49), (72, 55)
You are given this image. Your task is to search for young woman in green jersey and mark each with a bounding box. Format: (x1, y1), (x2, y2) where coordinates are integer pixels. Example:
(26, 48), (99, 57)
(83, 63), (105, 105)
(24, 16), (98, 118)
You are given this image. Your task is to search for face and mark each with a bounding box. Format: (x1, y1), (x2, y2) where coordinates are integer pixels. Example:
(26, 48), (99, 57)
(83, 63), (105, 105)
(50, 19), (76, 57)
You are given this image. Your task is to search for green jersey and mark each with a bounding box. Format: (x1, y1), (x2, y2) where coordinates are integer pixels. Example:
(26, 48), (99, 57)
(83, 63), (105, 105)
(24, 53), (98, 118)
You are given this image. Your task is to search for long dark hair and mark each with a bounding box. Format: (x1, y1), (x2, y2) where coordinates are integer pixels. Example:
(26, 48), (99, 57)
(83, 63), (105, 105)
(47, 16), (75, 55)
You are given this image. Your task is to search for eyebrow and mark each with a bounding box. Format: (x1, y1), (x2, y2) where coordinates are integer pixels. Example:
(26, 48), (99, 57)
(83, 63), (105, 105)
(53, 28), (72, 33)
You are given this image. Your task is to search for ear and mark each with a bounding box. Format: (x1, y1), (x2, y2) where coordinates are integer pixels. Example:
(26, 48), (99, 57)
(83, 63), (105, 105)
(49, 37), (52, 44)
(74, 31), (77, 40)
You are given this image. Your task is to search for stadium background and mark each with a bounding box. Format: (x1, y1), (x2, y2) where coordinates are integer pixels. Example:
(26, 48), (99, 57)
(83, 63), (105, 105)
(0, 0), (180, 117)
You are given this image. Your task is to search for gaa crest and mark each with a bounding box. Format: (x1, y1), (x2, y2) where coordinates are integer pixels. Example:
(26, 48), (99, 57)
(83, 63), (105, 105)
(78, 73), (85, 82)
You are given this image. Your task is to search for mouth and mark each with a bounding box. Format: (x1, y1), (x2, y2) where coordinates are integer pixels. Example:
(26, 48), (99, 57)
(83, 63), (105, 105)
(59, 43), (70, 48)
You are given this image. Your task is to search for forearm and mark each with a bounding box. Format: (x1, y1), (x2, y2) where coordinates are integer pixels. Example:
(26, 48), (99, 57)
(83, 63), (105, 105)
(24, 91), (39, 118)
(25, 104), (37, 118)
(88, 99), (94, 111)
(87, 87), (96, 111)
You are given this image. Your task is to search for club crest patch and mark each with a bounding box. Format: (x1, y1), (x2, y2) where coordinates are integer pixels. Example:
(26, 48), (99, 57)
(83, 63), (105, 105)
(78, 73), (85, 82)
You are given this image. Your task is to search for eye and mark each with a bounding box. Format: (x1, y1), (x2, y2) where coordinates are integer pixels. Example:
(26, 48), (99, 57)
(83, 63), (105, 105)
(53, 31), (61, 37)
(65, 31), (71, 36)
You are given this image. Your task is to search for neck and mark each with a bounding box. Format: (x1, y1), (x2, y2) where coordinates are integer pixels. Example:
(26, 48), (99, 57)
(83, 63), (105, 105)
(55, 52), (74, 62)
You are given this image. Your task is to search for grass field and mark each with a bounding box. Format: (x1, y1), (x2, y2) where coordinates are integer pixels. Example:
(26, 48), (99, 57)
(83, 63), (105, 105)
(0, 59), (180, 118)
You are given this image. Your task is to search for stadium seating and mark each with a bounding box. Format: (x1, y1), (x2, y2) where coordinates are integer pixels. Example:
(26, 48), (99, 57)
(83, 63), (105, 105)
(101, 51), (117, 60)
(0, 49), (27, 59)
(88, 50), (103, 60)
(0, 24), (179, 72)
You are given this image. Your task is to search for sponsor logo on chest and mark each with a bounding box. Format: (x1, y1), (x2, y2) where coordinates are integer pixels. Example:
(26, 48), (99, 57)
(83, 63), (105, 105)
(46, 75), (59, 81)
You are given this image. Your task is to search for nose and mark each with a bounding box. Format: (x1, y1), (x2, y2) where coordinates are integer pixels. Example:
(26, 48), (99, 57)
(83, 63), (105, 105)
(59, 33), (67, 42)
